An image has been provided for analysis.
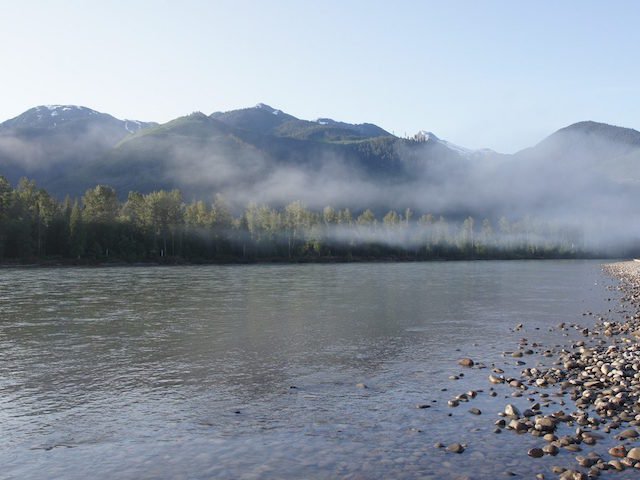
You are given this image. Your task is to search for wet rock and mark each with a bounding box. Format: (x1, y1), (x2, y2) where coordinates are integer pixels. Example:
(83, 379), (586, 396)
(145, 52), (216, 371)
(528, 448), (544, 458)
(618, 429), (638, 439)
(608, 459), (624, 471)
(575, 455), (596, 468)
(627, 447), (640, 461)
(534, 417), (557, 432)
(609, 445), (627, 458)
(446, 443), (465, 454)
(458, 358), (474, 367)
(508, 419), (528, 433)
(504, 404), (520, 417)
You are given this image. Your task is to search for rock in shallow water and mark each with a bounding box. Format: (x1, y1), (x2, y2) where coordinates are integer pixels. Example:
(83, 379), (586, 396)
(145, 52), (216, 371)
(627, 447), (640, 461)
(528, 448), (544, 458)
(458, 358), (474, 367)
(609, 445), (627, 458)
(446, 443), (465, 454)
(504, 404), (520, 417)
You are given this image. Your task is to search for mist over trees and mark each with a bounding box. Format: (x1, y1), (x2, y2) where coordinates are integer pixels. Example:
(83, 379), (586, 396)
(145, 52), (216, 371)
(0, 176), (598, 264)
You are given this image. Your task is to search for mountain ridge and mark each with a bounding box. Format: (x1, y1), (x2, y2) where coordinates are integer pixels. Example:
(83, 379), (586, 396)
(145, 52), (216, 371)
(0, 104), (638, 216)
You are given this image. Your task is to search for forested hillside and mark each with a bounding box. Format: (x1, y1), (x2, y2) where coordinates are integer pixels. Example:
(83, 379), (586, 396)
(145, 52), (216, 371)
(0, 176), (589, 263)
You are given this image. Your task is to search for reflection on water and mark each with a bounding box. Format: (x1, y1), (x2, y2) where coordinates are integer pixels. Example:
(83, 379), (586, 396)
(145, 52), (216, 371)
(0, 261), (612, 479)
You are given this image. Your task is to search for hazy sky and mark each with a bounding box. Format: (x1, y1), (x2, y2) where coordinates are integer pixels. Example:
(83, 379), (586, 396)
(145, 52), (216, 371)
(1, 0), (639, 152)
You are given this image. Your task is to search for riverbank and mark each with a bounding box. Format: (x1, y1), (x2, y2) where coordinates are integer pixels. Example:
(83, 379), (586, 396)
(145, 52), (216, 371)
(450, 260), (640, 478)
(0, 252), (609, 269)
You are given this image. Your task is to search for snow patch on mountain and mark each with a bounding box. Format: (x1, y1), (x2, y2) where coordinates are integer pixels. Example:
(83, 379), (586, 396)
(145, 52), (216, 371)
(413, 130), (495, 157)
(255, 103), (282, 116)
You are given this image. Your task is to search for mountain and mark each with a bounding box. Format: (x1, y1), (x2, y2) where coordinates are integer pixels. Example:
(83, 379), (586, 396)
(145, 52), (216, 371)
(518, 121), (640, 161)
(0, 104), (476, 202)
(544, 121), (640, 148)
(0, 105), (156, 188)
(211, 103), (392, 142)
(0, 105), (153, 133)
(0, 105), (638, 221)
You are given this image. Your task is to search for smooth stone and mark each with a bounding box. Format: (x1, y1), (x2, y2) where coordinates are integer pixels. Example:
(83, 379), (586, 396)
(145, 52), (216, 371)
(446, 443), (464, 454)
(619, 429), (639, 439)
(528, 448), (544, 458)
(535, 417), (557, 432)
(608, 460), (624, 471)
(627, 447), (640, 461)
(508, 419), (528, 433)
(609, 445), (627, 458)
(564, 444), (582, 452)
(504, 404), (520, 417)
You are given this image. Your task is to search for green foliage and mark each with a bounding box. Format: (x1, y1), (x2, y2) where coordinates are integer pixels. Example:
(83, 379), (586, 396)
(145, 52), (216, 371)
(0, 176), (594, 263)
(83, 185), (119, 224)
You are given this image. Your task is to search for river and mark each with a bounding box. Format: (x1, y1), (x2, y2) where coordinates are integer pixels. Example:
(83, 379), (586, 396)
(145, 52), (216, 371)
(0, 260), (617, 479)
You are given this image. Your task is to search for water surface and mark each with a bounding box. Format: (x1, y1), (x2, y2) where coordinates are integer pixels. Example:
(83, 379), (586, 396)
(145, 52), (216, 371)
(0, 261), (615, 479)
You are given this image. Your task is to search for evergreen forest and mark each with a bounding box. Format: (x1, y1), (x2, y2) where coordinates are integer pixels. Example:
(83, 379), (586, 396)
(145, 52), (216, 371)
(0, 176), (591, 264)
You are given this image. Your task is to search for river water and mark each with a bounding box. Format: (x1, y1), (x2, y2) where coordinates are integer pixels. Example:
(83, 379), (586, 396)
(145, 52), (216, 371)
(0, 261), (617, 479)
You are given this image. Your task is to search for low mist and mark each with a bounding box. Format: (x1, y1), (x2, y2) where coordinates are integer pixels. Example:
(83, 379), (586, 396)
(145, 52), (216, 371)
(165, 129), (640, 255)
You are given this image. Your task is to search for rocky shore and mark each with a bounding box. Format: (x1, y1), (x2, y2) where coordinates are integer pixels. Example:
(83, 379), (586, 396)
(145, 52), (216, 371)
(445, 261), (640, 479)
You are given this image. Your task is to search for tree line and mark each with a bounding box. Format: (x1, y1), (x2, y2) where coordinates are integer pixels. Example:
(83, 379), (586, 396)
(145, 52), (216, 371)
(0, 176), (585, 263)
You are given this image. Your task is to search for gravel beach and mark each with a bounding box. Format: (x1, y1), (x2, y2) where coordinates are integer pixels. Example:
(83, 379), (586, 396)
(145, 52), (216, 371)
(481, 261), (640, 478)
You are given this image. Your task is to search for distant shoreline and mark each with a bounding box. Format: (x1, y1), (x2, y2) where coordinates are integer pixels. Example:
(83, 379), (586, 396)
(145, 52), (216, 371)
(0, 254), (618, 269)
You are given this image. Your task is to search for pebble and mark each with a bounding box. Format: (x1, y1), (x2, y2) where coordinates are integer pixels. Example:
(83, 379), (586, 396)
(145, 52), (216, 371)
(618, 428), (638, 439)
(504, 404), (520, 417)
(627, 447), (640, 461)
(534, 417), (556, 432)
(449, 262), (640, 478)
(528, 448), (544, 458)
(446, 443), (464, 454)
(609, 445), (627, 458)
(458, 358), (474, 367)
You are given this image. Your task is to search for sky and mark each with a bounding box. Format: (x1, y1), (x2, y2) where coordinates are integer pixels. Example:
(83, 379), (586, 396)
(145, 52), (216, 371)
(1, 0), (639, 153)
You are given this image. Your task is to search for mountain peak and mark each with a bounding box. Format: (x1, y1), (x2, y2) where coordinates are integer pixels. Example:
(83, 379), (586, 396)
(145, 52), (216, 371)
(254, 103), (282, 116)
(0, 104), (156, 143)
(413, 130), (439, 142)
(0, 105), (109, 131)
(549, 120), (640, 147)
